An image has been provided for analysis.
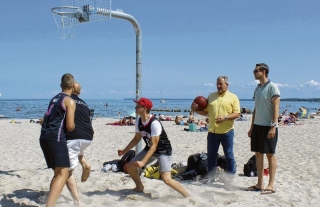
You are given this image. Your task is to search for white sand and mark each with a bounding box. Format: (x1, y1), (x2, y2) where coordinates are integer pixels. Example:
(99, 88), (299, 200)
(1, 116), (320, 207)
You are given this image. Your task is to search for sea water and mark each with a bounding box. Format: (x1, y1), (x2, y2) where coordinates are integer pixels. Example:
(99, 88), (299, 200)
(0, 99), (319, 119)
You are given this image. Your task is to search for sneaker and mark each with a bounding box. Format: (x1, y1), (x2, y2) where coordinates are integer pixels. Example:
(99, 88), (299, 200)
(111, 164), (119, 172)
(101, 164), (112, 172)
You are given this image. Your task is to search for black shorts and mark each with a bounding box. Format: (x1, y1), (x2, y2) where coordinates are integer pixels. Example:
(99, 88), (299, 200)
(40, 139), (70, 169)
(251, 124), (278, 154)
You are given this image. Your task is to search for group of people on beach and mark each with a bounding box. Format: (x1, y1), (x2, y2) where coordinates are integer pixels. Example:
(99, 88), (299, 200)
(191, 63), (280, 195)
(39, 74), (93, 206)
(106, 116), (135, 126)
(39, 63), (280, 206)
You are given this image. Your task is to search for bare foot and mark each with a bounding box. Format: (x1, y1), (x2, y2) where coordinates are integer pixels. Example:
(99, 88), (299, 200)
(132, 186), (144, 192)
(81, 165), (91, 182)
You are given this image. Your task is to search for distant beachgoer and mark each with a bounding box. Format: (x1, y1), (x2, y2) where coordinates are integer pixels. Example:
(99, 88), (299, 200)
(127, 117), (135, 125)
(106, 117), (127, 126)
(174, 116), (188, 125)
(187, 111), (195, 123)
(118, 97), (190, 198)
(39, 73), (76, 207)
(280, 113), (296, 125)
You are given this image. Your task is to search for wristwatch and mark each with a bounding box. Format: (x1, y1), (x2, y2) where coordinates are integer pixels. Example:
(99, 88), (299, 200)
(224, 116), (228, 120)
(271, 122), (278, 128)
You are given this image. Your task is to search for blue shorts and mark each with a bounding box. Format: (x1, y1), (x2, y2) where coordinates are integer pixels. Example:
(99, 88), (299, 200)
(40, 140), (70, 169)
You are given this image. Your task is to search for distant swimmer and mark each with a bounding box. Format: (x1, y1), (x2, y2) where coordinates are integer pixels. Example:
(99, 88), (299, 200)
(16, 108), (21, 111)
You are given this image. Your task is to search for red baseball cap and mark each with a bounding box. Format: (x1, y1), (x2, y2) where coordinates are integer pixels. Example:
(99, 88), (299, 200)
(133, 97), (153, 110)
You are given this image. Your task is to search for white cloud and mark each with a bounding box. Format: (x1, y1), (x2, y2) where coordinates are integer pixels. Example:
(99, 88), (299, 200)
(299, 80), (320, 89)
(241, 80), (259, 87)
(204, 83), (214, 87)
(275, 83), (289, 87)
(304, 80), (320, 86)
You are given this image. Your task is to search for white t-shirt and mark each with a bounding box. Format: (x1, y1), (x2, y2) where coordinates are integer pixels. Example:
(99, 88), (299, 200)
(135, 116), (162, 137)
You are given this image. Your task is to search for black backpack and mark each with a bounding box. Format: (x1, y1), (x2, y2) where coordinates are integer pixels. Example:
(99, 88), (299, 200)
(243, 155), (257, 177)
(117, 150), (135, 172)
(217, 154), (227, 171)
(185, 152), (208, 178)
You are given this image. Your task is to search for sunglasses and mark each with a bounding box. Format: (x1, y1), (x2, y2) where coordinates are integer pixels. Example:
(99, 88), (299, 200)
(135, 104), (145, 108)
(253, 69), (261, 73)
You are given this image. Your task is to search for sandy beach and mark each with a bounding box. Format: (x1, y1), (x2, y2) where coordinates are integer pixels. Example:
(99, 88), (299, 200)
(1, 115), (319, 207)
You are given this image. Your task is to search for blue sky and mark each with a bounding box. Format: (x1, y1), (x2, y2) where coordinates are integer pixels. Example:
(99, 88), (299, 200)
(1, 0), (320, 99)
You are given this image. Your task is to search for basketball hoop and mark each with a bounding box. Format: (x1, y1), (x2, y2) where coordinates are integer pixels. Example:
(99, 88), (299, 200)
(51, 0), (112, 39)
(51, 6), (83, 39)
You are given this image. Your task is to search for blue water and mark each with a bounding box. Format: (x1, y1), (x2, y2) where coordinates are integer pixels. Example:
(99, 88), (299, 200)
(0, 99), (319, 119)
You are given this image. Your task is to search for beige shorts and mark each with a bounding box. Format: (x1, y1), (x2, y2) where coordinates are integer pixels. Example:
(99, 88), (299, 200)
(67, 139), (92, 170)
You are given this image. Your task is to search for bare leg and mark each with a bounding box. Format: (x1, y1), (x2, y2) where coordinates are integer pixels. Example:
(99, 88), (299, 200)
(78, 155), (91, 182)
(265, 153), (276, 190)
(46, 167), (69, 207)
(66, 170), (80, 206)
(255, 152), (264, 189)
(161, 172), (190, 198)
(127, 163), (144, 192)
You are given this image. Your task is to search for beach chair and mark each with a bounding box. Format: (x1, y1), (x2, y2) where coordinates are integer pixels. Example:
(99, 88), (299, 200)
(89, 109), (95, 121)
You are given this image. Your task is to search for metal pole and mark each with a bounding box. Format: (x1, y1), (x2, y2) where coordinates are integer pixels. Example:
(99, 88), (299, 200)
(98, 9), (142, 153)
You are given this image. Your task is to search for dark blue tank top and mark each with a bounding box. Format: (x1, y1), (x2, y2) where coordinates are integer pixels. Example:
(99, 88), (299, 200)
(40, 93), (69, 142)
(138, 116), (172, 155)
(65, 94), (94, 140)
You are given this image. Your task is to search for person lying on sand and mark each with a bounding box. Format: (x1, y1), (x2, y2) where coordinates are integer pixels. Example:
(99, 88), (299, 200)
(106, 117), (127, 126)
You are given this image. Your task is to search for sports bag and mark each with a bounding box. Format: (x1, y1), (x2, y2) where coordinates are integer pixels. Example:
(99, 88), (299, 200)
(117, 150), (135, 172)
(185, 152), (208, 178)
(144, 166), (178, 179)
(243, 155), (257, 177)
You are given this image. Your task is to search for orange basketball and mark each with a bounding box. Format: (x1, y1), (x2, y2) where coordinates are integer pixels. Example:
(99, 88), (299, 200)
(123, 163), (129, 174)
(194, 96), (208, 111)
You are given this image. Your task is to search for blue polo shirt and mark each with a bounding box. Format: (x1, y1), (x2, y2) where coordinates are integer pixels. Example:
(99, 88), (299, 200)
(253, 80), (280, 126)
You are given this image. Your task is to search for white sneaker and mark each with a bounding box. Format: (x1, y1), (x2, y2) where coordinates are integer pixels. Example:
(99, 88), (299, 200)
(101, 164), (112, 172)
(111, 164), (119, 172)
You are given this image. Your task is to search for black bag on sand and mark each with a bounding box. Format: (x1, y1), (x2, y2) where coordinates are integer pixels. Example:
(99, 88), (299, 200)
(217, 154), (227, 171)
(180, 169), (198, 180)
(117, 150), (135, 172)
(243, 155), (258, 177)
(185, 152), (208, 178)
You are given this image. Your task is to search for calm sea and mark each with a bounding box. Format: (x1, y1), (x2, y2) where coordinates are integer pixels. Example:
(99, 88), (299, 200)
(0, 99), (319, 119)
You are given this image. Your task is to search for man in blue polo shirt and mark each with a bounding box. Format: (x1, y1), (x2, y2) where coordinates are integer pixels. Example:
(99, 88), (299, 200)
(247, 63), (280, 194)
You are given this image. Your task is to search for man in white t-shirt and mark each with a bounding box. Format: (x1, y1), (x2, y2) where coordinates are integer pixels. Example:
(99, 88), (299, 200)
(118, 97), (189, 198)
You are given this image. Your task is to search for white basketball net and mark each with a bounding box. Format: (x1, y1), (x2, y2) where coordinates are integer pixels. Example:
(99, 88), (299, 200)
(52, 0), (111, 39)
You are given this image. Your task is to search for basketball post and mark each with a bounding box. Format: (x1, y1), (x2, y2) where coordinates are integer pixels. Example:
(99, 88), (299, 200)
(51, 0), (142, 153)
